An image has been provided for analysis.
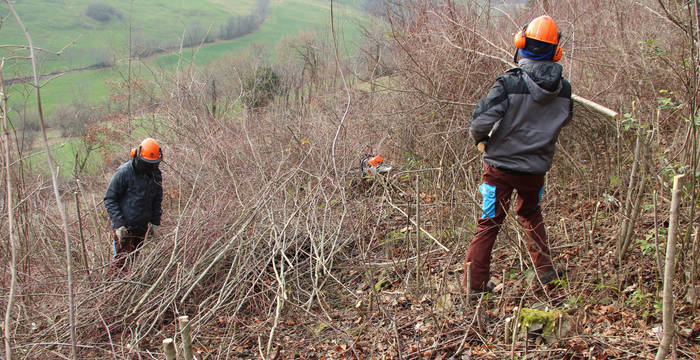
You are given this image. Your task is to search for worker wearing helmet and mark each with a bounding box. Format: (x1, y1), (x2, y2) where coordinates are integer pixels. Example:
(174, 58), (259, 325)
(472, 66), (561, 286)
(465, 15), (572, 292)
(104, 138), (164, 271)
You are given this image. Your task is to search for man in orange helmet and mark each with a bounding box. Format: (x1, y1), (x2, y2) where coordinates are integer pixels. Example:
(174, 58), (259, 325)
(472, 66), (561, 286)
(104, 138), (163, 271)
(465, 15), (572, 293)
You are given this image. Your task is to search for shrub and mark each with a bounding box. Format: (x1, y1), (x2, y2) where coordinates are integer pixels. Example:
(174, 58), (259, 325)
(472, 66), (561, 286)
(85, 3), (122, 23)
(49, 101), (103, 137)
(243, 66), (280, 108)
(89, 48), (113, 67)
(130, 31), (159, 58)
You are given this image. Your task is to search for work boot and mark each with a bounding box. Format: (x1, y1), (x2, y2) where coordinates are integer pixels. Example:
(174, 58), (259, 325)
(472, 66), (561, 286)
(470, 280), (497, 295)
(537, 269), (561, 285)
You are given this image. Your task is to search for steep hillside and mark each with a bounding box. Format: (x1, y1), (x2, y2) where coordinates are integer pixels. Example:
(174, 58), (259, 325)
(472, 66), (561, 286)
(0, 1), (698, 359)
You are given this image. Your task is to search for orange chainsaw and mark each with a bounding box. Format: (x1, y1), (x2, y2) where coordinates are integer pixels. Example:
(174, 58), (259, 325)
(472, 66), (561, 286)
(361, 154), (392, 176)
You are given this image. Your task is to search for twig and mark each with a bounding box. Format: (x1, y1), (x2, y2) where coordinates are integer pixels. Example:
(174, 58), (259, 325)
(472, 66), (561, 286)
(96, 309), (116, 360)
(329, 0), (350, 187)
(590, 201), (601, 248)
(451, 295), (484, 357)
(257, 336), (267, 360)
(179, 203), (261, 305)
(465, 262), (472, 307)
(690, 226), (699, 314)
(74, 192), (91, 281)
(267, 226), (286, 357)
(617, 132), (643, 261)
(362, 249), (443, 266)
(384, 195), (449, 251)
(415, 174), (422, 285)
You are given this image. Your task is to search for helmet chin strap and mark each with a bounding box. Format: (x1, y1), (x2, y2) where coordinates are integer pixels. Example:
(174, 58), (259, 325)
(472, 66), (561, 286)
(513, 49), (519, 64)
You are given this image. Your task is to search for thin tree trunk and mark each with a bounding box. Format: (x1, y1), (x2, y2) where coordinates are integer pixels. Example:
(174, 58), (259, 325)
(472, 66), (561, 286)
(4, 2), (78, 359)
(211, 78), (217, 118)
(653, 191), (664, 283)
(620, 166), (648, 260)
(415, 174), (421, 286)
(656, 174), (685, 360)
(75, 192), (90, 280)
(127, 0), (133, 123)
(617, 133), (642, 261)
(695, 0), (700, 60)
(179, 316), (193, 360)
(1, 59), (18, 360)
(690, 226), (699, 314)
(163, 338), (176, 360)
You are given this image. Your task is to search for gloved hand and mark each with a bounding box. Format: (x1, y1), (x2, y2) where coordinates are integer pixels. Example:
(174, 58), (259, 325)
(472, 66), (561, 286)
(476, 136), (489, 153)
(115, 226), (128, 246)
(148, 224), (159, 238)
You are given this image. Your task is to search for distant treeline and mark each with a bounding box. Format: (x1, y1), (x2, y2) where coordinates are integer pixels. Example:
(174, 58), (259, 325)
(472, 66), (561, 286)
(362, 0), (529, 24)
(362, 0), (418, 25)
(219, 0), (270, 41)
(133, 0), (270, 58)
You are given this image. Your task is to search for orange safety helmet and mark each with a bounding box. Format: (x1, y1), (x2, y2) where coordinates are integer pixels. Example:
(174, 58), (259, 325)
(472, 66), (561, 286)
(513, 15), (563, 62)
(130, 138), (163, 163)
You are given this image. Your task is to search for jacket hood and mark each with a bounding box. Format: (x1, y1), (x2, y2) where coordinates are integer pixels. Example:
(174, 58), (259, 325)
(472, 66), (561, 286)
(518, 58), (563, 103)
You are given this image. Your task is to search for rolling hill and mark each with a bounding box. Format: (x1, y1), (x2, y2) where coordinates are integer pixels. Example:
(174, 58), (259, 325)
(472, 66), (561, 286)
(2, 0), (369, 113)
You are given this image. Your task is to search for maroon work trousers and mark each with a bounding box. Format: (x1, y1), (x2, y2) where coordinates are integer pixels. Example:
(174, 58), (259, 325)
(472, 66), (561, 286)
(111, 230), (146, 272)
(465, 163), (553, 289)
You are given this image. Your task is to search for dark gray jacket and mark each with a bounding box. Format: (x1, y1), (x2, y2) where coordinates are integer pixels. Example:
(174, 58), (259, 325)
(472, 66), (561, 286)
(104, 160), (163, 234)
(469, 58), (573, 174)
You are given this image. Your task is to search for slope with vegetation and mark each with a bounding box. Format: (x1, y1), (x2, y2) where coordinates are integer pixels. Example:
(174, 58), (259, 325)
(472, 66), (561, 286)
(1, 0), (699, 359)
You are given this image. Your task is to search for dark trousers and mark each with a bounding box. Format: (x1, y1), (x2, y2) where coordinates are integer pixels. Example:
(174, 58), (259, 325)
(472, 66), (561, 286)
(465, 163), (553, 289)
(112, 230), (145, 272)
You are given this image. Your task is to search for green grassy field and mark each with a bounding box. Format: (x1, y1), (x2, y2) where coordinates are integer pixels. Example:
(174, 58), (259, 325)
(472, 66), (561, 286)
(0, 0), (257, 74)
(154, 0), (367, 68)
(24, 130), (103, 178)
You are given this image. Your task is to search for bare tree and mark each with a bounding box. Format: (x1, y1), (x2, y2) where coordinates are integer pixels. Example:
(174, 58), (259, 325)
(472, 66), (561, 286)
(655, 174), (684, 360)
(1, 58), (18, 360)
(3, 1), (78, 359)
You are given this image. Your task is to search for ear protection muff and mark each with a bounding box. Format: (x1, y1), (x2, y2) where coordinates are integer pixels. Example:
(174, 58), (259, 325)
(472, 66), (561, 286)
(513, 24), (528, 50)
(552, 42), (563, 62)
(130, 146), (164, 161)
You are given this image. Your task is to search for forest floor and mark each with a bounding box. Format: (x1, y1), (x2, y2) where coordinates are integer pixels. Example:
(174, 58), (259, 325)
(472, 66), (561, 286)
(130, 177), (700, 359)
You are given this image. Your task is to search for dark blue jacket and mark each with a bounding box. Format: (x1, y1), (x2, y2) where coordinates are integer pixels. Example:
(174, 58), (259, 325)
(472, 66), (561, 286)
(104, 160), (163, 234)
(469, 58), (573, 174)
